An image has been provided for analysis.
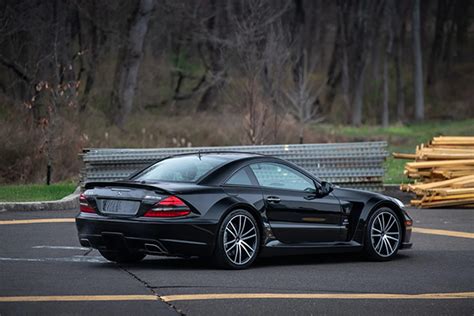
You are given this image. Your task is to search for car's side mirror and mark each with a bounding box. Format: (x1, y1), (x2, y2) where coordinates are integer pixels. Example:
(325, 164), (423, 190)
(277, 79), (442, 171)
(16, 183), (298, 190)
(316, 181), (334, 197)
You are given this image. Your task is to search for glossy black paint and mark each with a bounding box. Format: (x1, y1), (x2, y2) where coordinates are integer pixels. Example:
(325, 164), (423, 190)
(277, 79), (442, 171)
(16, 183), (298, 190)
(76, 153), (412, 260)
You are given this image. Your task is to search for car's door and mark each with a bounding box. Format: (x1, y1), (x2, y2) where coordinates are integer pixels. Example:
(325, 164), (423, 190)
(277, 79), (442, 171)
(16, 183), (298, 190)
(249, 162), (344, 243)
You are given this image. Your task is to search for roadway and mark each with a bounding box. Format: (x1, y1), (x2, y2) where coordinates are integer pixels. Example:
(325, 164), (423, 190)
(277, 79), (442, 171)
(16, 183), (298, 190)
(0, 207), (473, 315)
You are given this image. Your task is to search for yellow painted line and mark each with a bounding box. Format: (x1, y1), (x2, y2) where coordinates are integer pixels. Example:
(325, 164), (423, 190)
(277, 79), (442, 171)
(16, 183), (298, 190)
(1, 292), (472, 303)
(162, 292), (474, 302)
(412, 227), (474, 239)
(0, 218), (75, 225)
(0, 295), (158, 302)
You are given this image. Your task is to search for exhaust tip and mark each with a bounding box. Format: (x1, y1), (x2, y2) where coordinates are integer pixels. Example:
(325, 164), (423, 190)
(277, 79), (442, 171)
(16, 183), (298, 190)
(80, 238), (92, 247)
(144, 243), (167, 254)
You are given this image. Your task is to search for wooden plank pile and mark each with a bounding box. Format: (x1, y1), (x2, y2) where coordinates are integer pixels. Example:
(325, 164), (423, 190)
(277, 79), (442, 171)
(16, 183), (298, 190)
(394, 136), (474, 208)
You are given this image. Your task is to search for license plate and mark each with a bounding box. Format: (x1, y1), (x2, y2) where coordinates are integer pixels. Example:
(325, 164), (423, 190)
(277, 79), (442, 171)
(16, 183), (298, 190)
(100, 199), (140, 215)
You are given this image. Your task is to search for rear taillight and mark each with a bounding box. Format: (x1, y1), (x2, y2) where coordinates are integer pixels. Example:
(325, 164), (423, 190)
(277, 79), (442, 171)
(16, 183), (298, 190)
(143, 196), (191, 217)
(79, 193), (95, 213)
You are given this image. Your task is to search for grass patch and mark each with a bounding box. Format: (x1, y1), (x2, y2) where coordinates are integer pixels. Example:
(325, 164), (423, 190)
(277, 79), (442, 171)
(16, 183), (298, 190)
(311, 119), (474, 184)
(0, 183), (77, 202)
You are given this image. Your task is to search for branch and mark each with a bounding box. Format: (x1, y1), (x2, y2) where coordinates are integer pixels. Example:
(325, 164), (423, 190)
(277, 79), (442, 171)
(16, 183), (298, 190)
(0, 54), (32, 83)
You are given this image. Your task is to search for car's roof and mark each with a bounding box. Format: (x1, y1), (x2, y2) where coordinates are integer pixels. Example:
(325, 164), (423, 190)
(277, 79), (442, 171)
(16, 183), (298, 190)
(168, 151), (264, 161)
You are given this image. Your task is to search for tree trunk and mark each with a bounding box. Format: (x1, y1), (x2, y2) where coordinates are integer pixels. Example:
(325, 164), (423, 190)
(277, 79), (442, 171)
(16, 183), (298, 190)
(337, 2), (351, 124)
(394, 1), (406, 123)
(291, 0), (306, 86)
(111, 0), (154, 127)
(299, 124), (304, 144)
(382, 52), (389, 127)
(412, 0), (425, 121)
(426, 0), (446, 86)
(325, 20), (342, 109)
(351, 62), (367, 126)
(196, 0), (226, 112)
(394, 40), (405, 123)
(80, 1), (99, 112)
(382, 2), (394, 128)
(454, 0), (472, 59)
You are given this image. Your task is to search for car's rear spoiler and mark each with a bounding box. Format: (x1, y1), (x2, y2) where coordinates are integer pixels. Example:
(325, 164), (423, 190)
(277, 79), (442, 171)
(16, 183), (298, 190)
(84, 181), (172, 195)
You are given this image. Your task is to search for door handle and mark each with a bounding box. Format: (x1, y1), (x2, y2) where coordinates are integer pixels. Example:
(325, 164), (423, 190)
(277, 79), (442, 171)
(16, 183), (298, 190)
(266, 196), (281, 203)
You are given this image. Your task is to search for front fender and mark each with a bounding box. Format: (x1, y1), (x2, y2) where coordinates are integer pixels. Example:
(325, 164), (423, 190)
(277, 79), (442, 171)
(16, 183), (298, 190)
(352, 198), (404, 245)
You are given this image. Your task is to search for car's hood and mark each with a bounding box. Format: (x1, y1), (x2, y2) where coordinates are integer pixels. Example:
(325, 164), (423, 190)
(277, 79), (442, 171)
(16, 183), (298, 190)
(332, 187), (404, 209)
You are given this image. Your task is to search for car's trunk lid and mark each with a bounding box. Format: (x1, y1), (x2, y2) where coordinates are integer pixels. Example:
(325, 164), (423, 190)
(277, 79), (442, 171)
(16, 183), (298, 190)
(84, 181), (172, 217)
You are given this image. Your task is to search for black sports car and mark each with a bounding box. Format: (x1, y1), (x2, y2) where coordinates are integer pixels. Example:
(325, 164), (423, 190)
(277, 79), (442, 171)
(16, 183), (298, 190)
(76, 152), (412, 269)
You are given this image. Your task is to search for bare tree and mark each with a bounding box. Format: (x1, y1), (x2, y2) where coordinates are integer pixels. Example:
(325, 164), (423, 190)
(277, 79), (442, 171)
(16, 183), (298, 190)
(325, 19), (343, 111)
(224, 0), (290, 145)
(261, 22), (291, 142)
(412, 0), (425, 121)
(77, 1), (101, 112)
(338, 0), (385, 126)
(110, 0), (154, 127)
(285, 53), (323, 143)
(195, 0), (228, 112)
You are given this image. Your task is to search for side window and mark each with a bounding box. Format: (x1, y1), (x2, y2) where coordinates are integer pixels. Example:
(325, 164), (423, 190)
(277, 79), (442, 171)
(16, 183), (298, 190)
(250, 163), (315, 192)
(225, 168), (253, 186)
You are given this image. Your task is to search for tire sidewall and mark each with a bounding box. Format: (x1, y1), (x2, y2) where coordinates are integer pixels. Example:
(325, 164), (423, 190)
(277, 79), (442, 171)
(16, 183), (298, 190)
(364, 207), (401, 261)
(214, 209), (260, 269)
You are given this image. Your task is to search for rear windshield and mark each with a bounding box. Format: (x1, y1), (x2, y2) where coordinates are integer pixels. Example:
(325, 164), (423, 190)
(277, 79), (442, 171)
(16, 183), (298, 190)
(131, 155), (229, 183)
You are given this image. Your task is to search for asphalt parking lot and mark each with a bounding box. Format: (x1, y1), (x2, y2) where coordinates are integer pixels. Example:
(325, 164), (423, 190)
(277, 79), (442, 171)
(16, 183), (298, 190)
(0, 207), (473, 315)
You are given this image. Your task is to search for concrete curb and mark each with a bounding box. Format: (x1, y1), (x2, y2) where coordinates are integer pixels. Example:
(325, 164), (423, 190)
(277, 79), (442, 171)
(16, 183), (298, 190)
(0, 187), (80, 212)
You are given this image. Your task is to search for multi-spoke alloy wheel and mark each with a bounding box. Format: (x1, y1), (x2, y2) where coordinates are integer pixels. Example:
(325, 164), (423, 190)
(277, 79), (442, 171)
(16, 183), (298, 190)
(214, 210), (260, 269)
(365, 208), (401, 260)
(224, 214), (258, 265)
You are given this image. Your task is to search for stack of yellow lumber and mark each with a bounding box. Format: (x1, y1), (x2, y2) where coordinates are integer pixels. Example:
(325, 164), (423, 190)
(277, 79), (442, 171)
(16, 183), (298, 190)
(394, 136), (474, 208)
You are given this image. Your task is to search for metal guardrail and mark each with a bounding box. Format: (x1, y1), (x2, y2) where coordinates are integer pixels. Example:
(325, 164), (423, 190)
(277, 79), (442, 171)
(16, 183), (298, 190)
(81, 142), (388, 191)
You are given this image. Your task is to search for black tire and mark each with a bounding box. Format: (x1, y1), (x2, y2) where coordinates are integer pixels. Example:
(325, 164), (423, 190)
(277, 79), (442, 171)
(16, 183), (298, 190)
(99, 249), (146, 263)
(364, 207), (402, 261)
(213, 209), (260, 269)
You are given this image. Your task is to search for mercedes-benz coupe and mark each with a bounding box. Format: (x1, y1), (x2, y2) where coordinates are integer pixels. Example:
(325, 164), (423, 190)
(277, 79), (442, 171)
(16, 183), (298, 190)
(76, 152), (412, 269)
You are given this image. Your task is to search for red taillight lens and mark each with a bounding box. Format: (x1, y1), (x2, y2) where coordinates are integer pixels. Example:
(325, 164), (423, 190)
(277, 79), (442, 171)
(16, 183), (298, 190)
(143, 196), (191, 217)
(79, 193), (95, 213)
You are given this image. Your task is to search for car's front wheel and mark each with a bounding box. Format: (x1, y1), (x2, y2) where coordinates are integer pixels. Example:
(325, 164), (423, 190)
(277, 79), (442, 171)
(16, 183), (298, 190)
(214, 209), (260, 269)
(364, 207), (402, 261)
(99, 249), (146, 263)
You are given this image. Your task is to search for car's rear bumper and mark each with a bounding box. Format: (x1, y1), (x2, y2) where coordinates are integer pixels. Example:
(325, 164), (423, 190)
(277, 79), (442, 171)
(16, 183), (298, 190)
(76, 213), (218, 257)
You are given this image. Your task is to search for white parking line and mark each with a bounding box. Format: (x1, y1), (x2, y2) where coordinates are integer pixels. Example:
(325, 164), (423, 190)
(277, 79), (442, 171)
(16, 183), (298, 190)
(0, 256), (106, 263)
(32, 246), (90, 250)
(0, 218), (75, 225)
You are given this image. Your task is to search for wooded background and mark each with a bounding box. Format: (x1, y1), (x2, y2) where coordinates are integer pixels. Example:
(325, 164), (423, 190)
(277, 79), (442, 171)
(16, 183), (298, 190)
(0, 0), (473, 184)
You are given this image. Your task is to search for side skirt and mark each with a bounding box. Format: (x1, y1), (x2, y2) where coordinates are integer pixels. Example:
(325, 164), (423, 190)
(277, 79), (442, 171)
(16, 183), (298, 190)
(259, 240), (363, 257)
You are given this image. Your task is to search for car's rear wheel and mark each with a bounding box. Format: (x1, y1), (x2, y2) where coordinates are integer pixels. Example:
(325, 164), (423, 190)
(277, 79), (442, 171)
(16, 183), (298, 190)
(214, 209), (260, 269)
(364, 207), (401, 261)
(99, 249), (146, 263)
